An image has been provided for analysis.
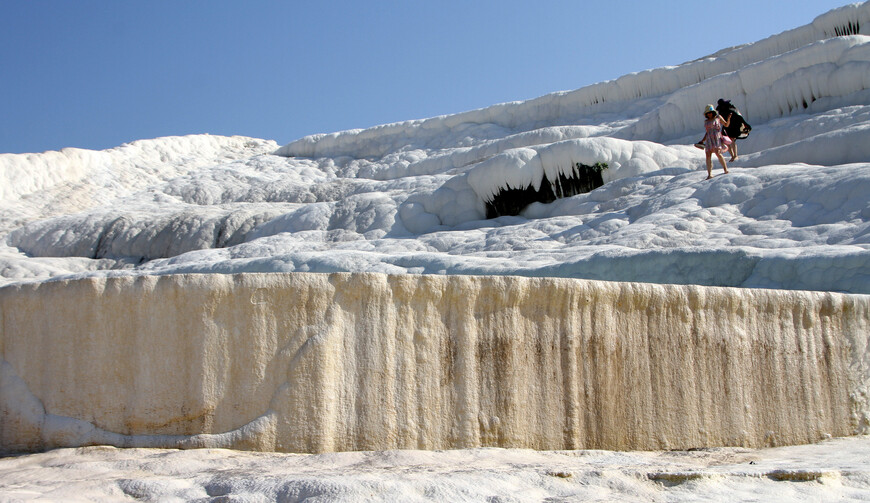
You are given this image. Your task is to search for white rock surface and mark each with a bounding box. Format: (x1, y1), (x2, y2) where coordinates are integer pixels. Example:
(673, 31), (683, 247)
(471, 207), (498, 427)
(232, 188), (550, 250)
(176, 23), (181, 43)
(3, 437), (870, 502)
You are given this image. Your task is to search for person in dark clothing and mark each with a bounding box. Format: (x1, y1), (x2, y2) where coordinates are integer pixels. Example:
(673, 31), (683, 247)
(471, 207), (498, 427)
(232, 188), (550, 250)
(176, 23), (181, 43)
(715, 99), (751, 161)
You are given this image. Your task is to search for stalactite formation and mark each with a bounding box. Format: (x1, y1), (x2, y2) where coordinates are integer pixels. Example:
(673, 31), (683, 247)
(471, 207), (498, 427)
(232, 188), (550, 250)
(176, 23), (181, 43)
(485, 162), (606, 218)
(2, 272), (867, 454)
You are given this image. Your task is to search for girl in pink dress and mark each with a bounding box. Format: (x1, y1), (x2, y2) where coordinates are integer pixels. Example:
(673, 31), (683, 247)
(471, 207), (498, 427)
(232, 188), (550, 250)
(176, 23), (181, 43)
(700, 104), (730, 179)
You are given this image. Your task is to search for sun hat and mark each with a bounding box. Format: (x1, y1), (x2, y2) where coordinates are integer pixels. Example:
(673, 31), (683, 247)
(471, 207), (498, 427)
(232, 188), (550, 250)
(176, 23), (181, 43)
(704, 104), (716, 116)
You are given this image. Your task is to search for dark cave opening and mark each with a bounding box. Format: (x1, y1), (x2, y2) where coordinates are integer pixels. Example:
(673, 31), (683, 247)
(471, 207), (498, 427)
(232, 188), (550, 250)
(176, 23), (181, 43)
(484, 162), (607, 219)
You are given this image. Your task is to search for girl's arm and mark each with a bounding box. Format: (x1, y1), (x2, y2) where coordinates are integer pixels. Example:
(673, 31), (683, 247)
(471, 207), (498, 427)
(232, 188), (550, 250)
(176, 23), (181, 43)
(720, 114), (731, 127)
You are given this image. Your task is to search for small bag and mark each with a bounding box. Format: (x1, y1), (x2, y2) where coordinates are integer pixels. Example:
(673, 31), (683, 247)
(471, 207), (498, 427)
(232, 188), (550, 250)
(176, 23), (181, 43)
(721, 133), (732, 146)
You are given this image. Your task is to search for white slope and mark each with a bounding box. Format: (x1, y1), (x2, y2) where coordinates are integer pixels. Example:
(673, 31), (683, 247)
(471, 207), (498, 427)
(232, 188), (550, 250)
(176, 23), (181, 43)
(1, 4), (869, 294)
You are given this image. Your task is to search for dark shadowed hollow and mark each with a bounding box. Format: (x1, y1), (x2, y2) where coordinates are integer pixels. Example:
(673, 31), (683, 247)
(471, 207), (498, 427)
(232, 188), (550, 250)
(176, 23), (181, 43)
(485, 162), (607, 218)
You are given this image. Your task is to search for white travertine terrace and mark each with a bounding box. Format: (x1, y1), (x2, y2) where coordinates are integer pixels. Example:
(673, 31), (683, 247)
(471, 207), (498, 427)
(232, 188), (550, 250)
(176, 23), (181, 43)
(2, 272), (868, 454)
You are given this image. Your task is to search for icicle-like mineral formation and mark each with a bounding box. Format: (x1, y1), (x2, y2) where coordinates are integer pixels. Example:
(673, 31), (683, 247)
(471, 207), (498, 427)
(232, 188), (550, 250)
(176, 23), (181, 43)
(1, 272), (868, 454)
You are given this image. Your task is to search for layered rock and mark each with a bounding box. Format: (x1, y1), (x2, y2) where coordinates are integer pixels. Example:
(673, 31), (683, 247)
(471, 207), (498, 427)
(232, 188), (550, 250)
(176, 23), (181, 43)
(1, 272), (868, 453)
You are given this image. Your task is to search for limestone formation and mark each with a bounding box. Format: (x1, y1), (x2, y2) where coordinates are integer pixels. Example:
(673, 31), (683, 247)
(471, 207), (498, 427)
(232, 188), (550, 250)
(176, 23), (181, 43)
(1, 272), (868, 453)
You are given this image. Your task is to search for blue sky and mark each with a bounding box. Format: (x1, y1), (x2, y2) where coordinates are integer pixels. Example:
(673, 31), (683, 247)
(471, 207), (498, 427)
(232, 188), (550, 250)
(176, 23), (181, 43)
(0, 0), (857, 154)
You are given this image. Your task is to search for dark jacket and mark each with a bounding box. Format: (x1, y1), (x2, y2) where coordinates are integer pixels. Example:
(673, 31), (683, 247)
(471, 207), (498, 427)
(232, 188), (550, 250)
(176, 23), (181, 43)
(716, 101), (752, 139)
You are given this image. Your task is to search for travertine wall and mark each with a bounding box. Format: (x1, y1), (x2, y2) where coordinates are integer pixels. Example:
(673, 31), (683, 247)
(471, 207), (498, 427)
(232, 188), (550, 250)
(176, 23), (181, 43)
(1, 273), (868, 454)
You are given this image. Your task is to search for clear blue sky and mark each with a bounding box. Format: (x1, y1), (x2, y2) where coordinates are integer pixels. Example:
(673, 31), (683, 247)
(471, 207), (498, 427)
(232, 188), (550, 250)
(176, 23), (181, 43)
(0, 0), (857, 154)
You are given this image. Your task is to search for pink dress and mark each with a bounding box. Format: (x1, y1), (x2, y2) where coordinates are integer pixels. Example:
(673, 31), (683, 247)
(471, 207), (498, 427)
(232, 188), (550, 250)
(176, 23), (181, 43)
(704, 118), (729, 154)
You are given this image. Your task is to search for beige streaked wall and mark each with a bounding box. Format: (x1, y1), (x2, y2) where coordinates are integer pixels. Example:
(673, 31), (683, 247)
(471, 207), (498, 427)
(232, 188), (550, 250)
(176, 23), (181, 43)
(1, 272), (868, 454)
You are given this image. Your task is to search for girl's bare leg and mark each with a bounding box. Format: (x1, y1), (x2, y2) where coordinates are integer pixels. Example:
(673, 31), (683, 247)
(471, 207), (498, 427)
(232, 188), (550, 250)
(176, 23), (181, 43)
(705, 152), (713, 179)
(716, 152), (729, 174)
